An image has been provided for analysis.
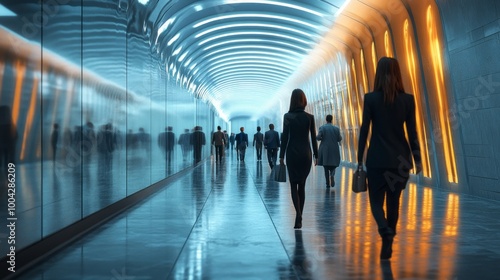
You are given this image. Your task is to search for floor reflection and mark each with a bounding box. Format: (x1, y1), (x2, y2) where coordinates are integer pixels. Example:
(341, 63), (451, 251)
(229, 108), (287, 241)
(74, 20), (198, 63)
(11, 151), (500, 279)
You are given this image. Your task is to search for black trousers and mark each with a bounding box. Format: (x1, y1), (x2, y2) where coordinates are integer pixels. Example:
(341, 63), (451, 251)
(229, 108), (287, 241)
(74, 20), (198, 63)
(214, 145), (223, 161)
(367, 167), (409, 236)
(322, 165), (336, 186)
(255, 145), (262, 160)
(267, 148), (278, 168)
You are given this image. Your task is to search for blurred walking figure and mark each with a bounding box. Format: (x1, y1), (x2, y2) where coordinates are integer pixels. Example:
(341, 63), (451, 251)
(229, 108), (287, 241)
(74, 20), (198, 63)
(316, 115), (342, 188)
(97, 123), (116, 168)
(279, 89), (318, 229)
(229, 133), (235, 156)
(82, 121), (96, 160)
(178, 129), (191, 161)
(253, 126), (264, 161)
(357, 57), (422, 260)
(191, 126), (206, 163)
(223, 130), (229, 151)
(0, 106), (18, 178)
(136, 127), (151, 152)
(235, 127), (248, 162)
(51, 123), (60, 161)
(212, 126), (226, 162)
(158, 126), (175, 165)
(264, 124), (280, 169)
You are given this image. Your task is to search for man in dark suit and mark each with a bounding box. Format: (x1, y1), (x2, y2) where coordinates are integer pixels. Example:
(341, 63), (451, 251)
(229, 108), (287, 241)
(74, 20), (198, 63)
(264, 123), (280, 169)
(253, 126), (264, 161)
(211, 126), (226, 162)
(234, 127), (248, 161)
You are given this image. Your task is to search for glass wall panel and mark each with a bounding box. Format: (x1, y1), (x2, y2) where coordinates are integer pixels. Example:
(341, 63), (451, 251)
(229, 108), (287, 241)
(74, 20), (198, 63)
(0, 3), (44, 249)
(81, 0), (127, 216)
(0, 0), (219, 255)
(151, 61), (167, 183)
(126, 28), (153, 195)
(169, 79), (198, 169)
(39, 1), (89, 235)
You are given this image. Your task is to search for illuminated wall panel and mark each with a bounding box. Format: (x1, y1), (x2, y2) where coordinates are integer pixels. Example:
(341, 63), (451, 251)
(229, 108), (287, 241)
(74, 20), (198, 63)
(426, 5), (458, 183)
(403, 19), (433, 178)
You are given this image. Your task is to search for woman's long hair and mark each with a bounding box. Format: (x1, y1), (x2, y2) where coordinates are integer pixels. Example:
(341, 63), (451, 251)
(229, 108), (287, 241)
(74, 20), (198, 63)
(373, 57), (405, 104)
(289, 88), (307, 111)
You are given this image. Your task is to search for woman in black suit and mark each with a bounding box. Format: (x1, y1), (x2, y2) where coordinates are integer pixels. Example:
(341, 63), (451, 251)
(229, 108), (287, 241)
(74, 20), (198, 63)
(279, 89), (318, 229)
(357, 57), (422, 259)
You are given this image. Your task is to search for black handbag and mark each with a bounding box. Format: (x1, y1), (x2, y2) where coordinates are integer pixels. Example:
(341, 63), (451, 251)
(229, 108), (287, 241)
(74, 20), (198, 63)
(352, 165), (367, 193)
(274, 164), (287, 182)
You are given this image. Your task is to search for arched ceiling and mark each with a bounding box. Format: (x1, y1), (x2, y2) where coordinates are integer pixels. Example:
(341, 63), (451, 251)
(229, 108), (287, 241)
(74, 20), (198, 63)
(148, 0), (350, 120)
(0, 0), (400, 122)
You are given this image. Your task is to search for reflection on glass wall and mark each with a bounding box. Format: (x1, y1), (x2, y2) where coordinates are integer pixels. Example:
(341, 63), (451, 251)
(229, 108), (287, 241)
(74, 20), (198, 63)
(0, 0), (214, 255)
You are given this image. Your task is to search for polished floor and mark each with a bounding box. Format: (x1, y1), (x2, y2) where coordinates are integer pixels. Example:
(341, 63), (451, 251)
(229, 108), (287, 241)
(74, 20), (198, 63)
(15, 149), (500, 279)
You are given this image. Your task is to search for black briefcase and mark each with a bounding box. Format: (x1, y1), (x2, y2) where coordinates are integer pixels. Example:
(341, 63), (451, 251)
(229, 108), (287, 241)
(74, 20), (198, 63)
(352, 165), (367, 193)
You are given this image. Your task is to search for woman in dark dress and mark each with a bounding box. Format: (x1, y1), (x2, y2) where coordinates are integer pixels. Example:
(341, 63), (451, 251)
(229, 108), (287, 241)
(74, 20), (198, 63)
(279, 89), (318, 229)
(357, 57), (422, 260)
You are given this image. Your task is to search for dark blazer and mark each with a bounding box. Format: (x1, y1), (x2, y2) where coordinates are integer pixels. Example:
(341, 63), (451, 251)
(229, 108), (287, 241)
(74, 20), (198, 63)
(253, 132), (263, 148)
(357, 91), (421, 169)
(264, 129), (280, 149)
(279, 108), (318, 182)
(235, 132), (248, 149)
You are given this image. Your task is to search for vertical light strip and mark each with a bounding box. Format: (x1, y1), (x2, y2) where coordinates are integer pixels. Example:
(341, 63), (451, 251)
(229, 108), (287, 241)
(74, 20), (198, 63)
(371, 42), (377, 74)
(404, 20), (432, 178)
(12, 60), (27, 126)
(345, 66), (357, 160)
(360, 50), (368, 94)
(351, 59), (363, 124)
(340, 76), (352, 163)
(422, 187), (433, 231)
(384, 30), (394, 57)
(20, 74), (39, 160)
(339, 73), (348, 161)
(427, 5), (458, 183)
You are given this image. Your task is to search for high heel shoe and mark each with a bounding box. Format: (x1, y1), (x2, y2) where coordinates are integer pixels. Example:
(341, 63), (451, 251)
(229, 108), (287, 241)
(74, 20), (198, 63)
(294, 216), (302, 229)
(380, 235), (393, 260)
(379, 227), (395, 260)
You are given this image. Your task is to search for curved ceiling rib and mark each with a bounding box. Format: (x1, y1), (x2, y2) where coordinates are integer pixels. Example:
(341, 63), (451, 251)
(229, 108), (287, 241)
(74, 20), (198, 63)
(151, 0), (342, 120)
(153, 0), (343, 119)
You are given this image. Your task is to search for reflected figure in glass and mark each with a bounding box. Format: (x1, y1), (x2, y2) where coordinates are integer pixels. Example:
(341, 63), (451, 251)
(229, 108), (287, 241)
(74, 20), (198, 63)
(82, 121), (96, 161)
(51, 123), (60, 162)
(158, 126), (175, 165)
(178, 129), (191, 161)
(0, 105), (18, 179)
(97, 123), (116, 168)
(190, 126), (205, 163)
(136, 127), (151, 153)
